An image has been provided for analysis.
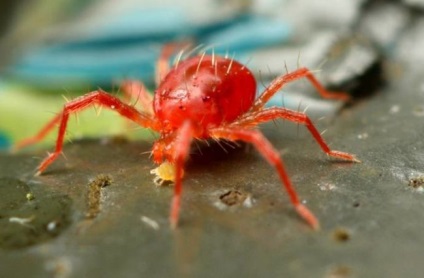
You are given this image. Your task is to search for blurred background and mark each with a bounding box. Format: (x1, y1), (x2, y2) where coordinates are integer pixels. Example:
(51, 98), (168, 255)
(0, 0), (420, 148)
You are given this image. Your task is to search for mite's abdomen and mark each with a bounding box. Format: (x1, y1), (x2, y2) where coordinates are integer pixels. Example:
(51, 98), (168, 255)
(154, 55), (257, 133)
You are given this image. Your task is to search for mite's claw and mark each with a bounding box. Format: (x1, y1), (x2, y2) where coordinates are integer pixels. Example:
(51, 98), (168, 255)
(295, 204), (320, 230)
(328, 150), (360, 163)
(169, 196), (180, 229)
(351, 156), (361, 163)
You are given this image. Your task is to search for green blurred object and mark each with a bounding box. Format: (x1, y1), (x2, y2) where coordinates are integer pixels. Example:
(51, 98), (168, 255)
(0, 84), (152, 148)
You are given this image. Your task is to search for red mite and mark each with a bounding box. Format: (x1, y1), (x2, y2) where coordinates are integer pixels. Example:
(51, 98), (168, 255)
(16, 44), (358, 230)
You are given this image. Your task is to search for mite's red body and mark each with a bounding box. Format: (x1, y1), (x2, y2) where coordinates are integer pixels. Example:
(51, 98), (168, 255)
(152, 55), (257, 164)
(154, 56), (256, 133)
(16, 44), (358, 230)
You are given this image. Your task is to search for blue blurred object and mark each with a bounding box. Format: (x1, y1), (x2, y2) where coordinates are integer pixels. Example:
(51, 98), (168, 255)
(0, 132), (11, 149)
(0, 0), (366, 150)
(4, 5), (292, 89)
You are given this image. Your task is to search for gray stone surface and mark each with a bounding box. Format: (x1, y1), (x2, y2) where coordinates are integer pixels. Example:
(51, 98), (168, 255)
(1, 60), (424, 277)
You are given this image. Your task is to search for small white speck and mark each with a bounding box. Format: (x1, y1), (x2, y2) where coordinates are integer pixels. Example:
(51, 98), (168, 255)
(389, 105), (400, 114)
(47, 221), (57, 231)
(213, 200), (228, 210)
(26, 193), (35, 200)
(9, 216), (34, 225)
(28, 180), (42, 185)
(111, 105), (115, 109)
(141, 216), (160, 230)
(243, 195), (255, 208)
(318, 182), (336, 191)
(302, 200), (307, 204)
(357, 133), (369, 139)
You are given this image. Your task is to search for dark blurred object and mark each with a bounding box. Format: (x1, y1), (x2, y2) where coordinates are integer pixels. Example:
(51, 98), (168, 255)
(0, 0), (26, 69)
(0, 0), (92, 69)
(324, 37), (384, 99)
(250, 31), (384, 114)
(0, 1), (23, 36)
(403, 0), (424, 10)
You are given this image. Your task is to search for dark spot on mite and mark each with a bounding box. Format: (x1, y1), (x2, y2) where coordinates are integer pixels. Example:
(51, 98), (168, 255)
(202, 96), (211, 102)
(86, 174), (112, 219)
(332, 227), (351, 243)
(219, 190), (248, 206)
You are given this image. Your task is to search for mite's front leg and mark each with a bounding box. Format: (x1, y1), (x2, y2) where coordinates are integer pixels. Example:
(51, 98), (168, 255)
(15, 90), (156, 175)
(169, 121), (194, 229)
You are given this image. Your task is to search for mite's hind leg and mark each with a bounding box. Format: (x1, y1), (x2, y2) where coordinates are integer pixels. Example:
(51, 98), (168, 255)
(252, 67), (350, 112)
(210, 127), (319, 229)
(233, 107), (359, 162)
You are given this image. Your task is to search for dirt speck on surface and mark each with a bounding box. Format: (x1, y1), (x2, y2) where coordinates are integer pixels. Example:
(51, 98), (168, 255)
(85, 174), (112, 219)
(219, 190), (249, 207)
(332, 227), (351, 243)
(408, 176), (424, 188)
(45, 257), (72, 278)
(412, 105), (424, 117)
(325, 265), (353, 278)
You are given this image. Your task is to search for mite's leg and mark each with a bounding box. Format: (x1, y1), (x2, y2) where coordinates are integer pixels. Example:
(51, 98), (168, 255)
(16, 90), (157, 175)
(14, 114), (62, 151)
(233, 107), (358, 162)
(210, 127), (319, 230)
(169, 121), (194, 229)
(120, 80), (154, 114)
(252, 67), (350, 112)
